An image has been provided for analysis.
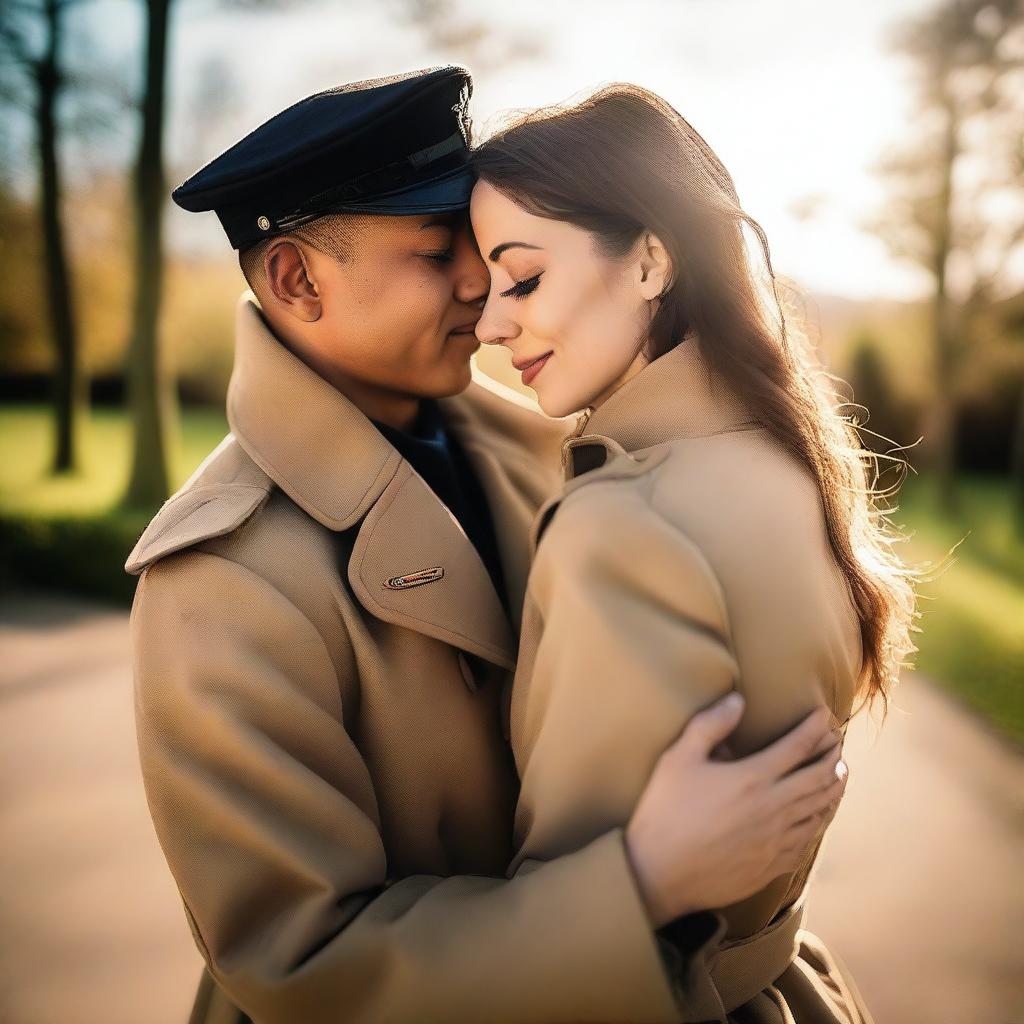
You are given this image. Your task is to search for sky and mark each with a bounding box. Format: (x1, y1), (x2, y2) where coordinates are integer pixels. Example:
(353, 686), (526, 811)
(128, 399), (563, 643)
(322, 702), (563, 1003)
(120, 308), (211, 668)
(58, 0), (946, 301)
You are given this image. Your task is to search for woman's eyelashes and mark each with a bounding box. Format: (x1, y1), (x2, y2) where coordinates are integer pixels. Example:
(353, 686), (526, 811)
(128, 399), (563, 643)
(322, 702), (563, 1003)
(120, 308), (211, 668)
(499, 272), (542, 300)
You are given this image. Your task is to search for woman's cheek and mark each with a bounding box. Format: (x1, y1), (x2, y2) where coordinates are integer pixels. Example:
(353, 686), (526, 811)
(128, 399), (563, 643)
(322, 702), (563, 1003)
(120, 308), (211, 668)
(520, 301), (559, 348)
(528, 279), (589, 350)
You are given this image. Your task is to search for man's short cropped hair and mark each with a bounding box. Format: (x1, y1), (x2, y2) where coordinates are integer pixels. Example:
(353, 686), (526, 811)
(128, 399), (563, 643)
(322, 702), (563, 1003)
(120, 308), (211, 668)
(238, 213), (364, 292)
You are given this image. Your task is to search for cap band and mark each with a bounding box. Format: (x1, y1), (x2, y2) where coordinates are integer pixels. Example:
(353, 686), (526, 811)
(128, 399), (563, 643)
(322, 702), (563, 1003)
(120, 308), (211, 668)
(274, 130), (469, 232)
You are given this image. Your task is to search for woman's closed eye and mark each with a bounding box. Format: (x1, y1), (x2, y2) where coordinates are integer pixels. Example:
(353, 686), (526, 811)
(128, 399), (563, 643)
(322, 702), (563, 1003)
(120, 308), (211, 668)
(499, 272), (542, 300)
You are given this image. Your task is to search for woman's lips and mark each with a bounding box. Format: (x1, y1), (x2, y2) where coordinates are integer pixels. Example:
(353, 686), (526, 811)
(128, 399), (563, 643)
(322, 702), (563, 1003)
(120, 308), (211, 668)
(520, 352), (552, 387)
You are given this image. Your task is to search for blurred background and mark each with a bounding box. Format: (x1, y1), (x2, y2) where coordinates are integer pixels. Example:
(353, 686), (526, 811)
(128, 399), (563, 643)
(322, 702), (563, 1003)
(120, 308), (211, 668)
(0, 1), (1021, 1023)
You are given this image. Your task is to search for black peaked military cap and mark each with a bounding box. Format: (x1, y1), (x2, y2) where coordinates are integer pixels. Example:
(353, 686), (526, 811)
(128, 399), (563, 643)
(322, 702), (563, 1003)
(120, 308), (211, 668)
(172, 66), (475, 250)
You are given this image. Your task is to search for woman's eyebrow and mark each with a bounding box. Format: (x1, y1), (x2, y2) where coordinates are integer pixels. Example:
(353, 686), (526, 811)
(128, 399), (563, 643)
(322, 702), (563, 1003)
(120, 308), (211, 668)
(488, 241), (543, 262)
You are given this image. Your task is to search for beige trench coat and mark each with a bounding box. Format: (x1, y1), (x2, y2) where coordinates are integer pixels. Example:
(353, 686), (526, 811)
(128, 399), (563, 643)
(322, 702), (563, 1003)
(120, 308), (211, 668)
(127, 293), (721, 1024)
(508, 338), (873, 1023)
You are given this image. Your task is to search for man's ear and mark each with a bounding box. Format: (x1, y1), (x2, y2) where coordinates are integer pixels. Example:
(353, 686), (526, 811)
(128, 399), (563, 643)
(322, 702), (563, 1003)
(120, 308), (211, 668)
(636, 230), (674, 302)
(264, 239), (321, 322)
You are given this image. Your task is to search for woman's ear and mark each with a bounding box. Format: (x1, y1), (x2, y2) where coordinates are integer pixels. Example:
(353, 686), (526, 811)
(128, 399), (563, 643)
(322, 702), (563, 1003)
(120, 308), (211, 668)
(636, 230), (674, 302)
(264, 240), (322, 323)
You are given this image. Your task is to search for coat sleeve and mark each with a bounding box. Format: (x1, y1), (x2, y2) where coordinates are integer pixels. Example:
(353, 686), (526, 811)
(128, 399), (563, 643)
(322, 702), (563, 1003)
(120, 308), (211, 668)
(130, 548), (686, 1024)
(507, 484), (744, 1017)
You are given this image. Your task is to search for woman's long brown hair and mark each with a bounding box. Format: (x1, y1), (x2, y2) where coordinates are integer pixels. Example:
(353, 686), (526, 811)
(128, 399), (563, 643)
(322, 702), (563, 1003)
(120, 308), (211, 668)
(472, 84), (917, 711)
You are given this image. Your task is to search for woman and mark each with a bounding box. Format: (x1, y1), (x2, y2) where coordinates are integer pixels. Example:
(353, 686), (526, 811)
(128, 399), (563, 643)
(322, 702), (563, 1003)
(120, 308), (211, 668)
(469, 84), (916, 1023)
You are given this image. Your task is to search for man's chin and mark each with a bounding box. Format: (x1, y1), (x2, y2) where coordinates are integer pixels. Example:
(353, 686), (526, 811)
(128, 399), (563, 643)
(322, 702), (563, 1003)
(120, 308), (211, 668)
(416, 360), (474, 399)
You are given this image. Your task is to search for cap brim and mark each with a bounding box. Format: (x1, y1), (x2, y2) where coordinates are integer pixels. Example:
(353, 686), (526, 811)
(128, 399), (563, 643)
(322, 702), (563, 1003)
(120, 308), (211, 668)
(332, 165), (476, 215)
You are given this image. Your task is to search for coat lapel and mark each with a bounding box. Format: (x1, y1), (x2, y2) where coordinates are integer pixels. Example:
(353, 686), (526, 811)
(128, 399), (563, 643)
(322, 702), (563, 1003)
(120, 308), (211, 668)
(347, 461), (516, 670)
(440, 378), (570, 634)
(227, 291), (515, 670)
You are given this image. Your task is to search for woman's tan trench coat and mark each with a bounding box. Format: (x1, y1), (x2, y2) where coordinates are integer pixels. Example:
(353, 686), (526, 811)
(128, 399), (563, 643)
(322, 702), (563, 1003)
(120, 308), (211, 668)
(127, 292), (869, 1023)
(507, 338), (873, 1023)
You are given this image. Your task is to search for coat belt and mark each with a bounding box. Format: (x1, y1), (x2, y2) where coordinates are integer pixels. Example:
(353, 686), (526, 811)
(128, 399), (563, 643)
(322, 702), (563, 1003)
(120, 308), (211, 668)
(710, 892), (806, 1013)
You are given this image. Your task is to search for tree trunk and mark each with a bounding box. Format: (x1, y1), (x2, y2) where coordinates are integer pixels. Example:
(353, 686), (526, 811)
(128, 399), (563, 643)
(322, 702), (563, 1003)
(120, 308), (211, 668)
(929, 95), (959, 515)
(38, 0), (84, 474)
(124, 0), (177, 510)
(1012, 380), (1024, 537)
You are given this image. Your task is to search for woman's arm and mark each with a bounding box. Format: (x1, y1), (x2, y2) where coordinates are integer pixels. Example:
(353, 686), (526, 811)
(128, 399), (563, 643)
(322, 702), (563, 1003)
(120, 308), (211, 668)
(508, 484), (845, 1008)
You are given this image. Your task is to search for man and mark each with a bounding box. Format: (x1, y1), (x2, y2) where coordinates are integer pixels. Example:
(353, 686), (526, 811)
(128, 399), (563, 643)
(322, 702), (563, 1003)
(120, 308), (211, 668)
(126, 66), (844, 1024)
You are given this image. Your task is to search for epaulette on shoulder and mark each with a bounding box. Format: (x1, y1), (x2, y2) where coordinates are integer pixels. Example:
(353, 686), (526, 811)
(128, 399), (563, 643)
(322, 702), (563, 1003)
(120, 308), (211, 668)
(124, 434), (273, 576)
(530, 440), (671, 555)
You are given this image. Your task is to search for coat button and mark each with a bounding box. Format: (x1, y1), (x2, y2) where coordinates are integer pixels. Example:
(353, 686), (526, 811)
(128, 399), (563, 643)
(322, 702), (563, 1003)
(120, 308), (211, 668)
(457, 652), (478, 694)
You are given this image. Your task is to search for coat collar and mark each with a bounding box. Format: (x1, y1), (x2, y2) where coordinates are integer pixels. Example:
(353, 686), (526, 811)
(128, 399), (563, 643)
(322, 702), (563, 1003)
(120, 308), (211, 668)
(561, 338), (760, 481)
(227, 291), (516, 670)
(529, 339), (761, 555)
(227, 292), (404, 532)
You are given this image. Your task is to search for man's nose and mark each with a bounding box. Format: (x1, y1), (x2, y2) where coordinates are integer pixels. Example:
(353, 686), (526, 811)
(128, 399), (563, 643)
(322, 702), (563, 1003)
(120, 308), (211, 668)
(453, 239), (489, 306)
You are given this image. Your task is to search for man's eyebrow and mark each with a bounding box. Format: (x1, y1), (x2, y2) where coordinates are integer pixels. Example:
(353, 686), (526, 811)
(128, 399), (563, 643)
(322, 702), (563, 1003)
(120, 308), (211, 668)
(489, 241), (542, 262)
(419, 215), (457, 230)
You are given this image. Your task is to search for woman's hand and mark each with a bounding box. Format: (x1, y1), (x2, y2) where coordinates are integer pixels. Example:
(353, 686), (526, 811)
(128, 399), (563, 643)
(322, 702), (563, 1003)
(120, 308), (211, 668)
(625, 694), (847, 928)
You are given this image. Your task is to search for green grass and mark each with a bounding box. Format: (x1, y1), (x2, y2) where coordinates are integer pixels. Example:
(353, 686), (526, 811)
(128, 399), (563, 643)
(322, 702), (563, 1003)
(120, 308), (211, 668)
(891, 474), (1023, 743)
(1, 403), (1021, 742)
(0, 404), (228, 604)
(0, 405), (228, 518)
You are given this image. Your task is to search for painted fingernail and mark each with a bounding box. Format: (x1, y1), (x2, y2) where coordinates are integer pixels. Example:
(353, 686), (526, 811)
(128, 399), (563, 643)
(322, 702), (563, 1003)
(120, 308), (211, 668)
(835, 759), (848, 781)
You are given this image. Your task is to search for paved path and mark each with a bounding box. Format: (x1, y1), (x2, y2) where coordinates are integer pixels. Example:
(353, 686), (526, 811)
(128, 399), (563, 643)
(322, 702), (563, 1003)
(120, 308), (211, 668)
(1, 589), (1021, 1024)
